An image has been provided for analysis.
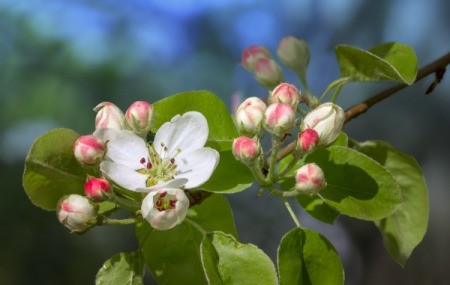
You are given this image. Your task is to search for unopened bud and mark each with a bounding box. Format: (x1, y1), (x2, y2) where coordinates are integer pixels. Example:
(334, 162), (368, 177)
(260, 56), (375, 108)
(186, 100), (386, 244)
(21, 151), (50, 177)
(277, 36), (310, 72)
(56, 194), (97, 232)
(84, 178), (111, 201)
(125, 101), (154, 137)
(74, 135), (105, 165)
(94, 102), (125, 130)
(269, 83), (301, 108)
(297, 129), (319, 152)
(241, 46), (271, 71)
(302, 103), (344, 146)
(264, 103), (295, 136)
(232, 136), (262, 163)
(295, 163), (325, 196)
(254, 58), (284, 90)
(235, 97), (267, 136)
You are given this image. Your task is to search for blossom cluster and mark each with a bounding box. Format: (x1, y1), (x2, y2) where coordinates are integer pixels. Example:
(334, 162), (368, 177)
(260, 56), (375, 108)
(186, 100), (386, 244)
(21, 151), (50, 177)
(57, 101), (219, 232)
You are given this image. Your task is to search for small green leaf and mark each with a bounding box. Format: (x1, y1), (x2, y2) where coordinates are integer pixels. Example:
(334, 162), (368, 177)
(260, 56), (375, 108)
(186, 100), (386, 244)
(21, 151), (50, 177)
(136, 194), (237, 285)
(356, 141), (429, 266)
(152, 90), (238, 151)
(335, 42), (418, 84)
(23, 128), (86, 210)
(96, 252), (144, 285)
(305, 146), (402, 220)
(331, 132), (348, 147)
(201, 232), (278, 285)
(296, 195), (339, 224)
(278, 228), (344, 285)
(201, 151), (254, 193)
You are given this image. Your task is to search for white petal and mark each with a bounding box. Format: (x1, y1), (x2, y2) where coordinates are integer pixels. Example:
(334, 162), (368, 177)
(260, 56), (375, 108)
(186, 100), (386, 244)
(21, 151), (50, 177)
(153, 112), (209, 158)
(175, 147), (219, 188)
(100, 161), (147, 191)
(105, 130), (149, 170)
(136, 178), (188, 192)
(93, 128), (121, 143)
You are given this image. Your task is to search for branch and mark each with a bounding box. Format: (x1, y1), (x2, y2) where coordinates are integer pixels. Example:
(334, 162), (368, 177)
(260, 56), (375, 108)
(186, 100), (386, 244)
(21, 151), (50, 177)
(273, 52), (450, 163)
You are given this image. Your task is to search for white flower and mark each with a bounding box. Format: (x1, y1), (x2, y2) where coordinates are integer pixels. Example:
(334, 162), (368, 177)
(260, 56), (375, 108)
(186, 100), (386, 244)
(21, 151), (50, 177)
(56, 194), (97, 232)
(141, 188), (190, 230)
(97, 111), (220, 192)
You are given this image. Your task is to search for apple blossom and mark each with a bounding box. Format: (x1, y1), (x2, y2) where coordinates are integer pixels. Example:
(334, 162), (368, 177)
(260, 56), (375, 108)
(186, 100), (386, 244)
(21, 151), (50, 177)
(125, 101), (154, 137)
(295, 163), (326, 196)
(73, 135), (105, 165)
(241, 45), (271, 71)
(277, 36), (310, 72)
(235, 97), (267, 136)
(94, 102), (125, 130)
(302, 102), (345, 146)
(56, 194), (97, 232)
(97, 111), (219, 192)
(297, 129), (319, 152)
(253, 58), (284, 90)
(264, 103), (296, 136)
(84, 177), (111, 201)
(232, 136), (261, 163)
(141, 188), (189, 231)
(269, 83), (301, 108)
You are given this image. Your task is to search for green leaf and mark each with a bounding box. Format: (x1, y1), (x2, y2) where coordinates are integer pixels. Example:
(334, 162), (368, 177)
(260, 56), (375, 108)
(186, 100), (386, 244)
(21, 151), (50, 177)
(335, 42), (418, 84)
(296, 195), (339, 224)
(96, 252), (144, 285)
(356, 141), (429, 266)
(278, 228), (344, 285)
(331, 132), (348, 147)
(304, 146), (402, 220)
(136, 194), (237, 285)
(201, 151), (254, 193)
(201, 232), (278, 285)
(152, 90), (238, 151)
(23, 128), (86, 210)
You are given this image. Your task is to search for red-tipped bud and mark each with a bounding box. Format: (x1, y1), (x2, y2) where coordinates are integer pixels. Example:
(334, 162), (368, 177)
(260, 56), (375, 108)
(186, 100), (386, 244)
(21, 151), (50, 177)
(297, 129), (319, 152)
(94, 102), (125, 130)
(241, 45), (271, 71)
(235, 97), (267, 136)
(264, 103), (295, 136)
(56, 194), (97, 232)
(295, 163), (325, 196)
(269, 83), (301, 108)
(125, 101), (154, 137)
(253, 58), (284, 90)
(277, 36), (310, 72)
(84, 178), (111, 201)
(232, 136), (262, 163)
(74, 135), (105, 165)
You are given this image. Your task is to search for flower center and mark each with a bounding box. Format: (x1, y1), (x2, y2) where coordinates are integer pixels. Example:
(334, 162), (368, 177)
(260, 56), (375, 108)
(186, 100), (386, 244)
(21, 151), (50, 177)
(153, 191), (177, 212)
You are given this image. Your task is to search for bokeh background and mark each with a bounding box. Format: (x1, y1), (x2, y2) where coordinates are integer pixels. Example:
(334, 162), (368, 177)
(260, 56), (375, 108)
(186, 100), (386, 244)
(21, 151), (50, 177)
(1, 0), (449, 284)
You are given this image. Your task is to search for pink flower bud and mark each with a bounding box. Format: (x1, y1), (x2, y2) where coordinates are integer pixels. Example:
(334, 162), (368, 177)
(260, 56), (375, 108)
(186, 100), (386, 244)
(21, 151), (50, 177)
(241, 45), (271, 71)
(277, 36), (310, 71)
(125, 101), (154, 137)
(269, 83), (301, 108)
(84, 178), (111, 201)
(94, 102), (125, 130)
(235, 97), (267, 136)
(253, 58), (284, 90)
(264, 103), (295, 136)
(297, 129), (319, 152)
(74, 135), (105, 165)
(141, 188), (190, 231)
(232, 136), (261, 163)
(295, 163), (325, 196)
(56, 194), (97, 232)
(302, 102), (345, 146)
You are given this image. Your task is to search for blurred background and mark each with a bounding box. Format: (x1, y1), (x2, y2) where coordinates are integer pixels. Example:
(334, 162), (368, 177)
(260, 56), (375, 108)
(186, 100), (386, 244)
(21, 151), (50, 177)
(1, 0), (449, 284)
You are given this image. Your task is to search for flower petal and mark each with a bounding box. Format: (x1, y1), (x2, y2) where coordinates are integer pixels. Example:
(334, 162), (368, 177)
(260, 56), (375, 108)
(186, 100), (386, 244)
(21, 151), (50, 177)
(153, 112), (209, 158)
(93, 128), (121, 143)
(104, 130), (149, 170)
(100, 161), (147, 191)
(175, 147), (219, 188)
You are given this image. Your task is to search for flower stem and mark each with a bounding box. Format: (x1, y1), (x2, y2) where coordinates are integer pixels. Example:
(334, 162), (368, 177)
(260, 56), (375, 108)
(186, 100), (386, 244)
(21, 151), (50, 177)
(319, 77), (350, 102)
(185, 218), (207, 236)
(99, 216), (138, 226)
(282, 196), (302, 228)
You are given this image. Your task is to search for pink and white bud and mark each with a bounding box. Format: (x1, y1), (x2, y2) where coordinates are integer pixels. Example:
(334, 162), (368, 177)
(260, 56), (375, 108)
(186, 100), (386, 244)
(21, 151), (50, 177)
(297, 129), (319, 152)
(277, 36), (310, 71)
(94, 102), (125, 130)
(84, 177), (111, 201)
(232, 136), (262, 163)
(56, 194), (97, 232)
(74, 135), (105, 165)
(295, 163), (325, 196)
(254, 58), (284, 90)
(125, 101), (154, 137)
(302, 102), (345, 146)
(141, 188), (190, 231)
(269, 83), (301, 108)
(241, 45), (271, 71)
(235, 97), (267, 136)
(264, 103), (296, 136)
